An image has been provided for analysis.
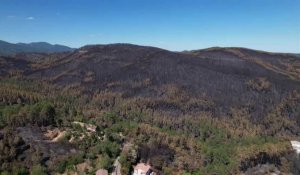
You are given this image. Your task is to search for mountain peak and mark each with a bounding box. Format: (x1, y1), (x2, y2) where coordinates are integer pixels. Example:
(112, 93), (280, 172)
(0, 40), (74, 56)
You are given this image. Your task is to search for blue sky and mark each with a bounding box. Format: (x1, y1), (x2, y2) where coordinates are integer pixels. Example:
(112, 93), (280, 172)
(0, 0), (299, 52)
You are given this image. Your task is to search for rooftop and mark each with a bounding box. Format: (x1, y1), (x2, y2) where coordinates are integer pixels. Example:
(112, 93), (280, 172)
(96, 169), (108, 175)
(134, 163), (151, 173)
(291, 141), (300, 154)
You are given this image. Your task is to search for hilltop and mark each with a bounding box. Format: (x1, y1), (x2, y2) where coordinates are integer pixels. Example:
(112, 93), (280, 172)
(0, 43), (299, 175)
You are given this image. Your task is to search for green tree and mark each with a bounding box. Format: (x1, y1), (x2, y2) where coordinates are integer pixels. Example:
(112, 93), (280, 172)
(97, 154), (113, 171)
(30, 165), (47, 175)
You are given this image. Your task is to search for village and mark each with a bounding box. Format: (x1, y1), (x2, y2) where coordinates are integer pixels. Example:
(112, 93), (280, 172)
(53, 122), (300, 175)
(15, 120), (156, 175)
(71, 121), (156, 175)
(12, 117), (300, 175)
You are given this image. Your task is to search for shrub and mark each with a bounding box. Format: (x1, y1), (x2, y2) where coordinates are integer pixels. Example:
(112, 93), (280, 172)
(97, 154), (113, 171)
(246, 77), (271, 92)
(30, 165), (47, 175)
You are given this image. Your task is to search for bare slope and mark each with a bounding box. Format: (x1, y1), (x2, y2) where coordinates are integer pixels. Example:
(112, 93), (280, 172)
(11, 44), (297, 124)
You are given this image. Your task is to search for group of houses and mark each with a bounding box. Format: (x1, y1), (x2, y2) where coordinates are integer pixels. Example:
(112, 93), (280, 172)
(73, 121), (154, 175)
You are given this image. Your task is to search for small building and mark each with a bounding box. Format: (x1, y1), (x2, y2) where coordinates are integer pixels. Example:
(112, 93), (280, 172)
(291, 141), (300, 154)
(133, 163), (153, 175)
(96, 169), (108, 175)
(86, 123), (97, 132)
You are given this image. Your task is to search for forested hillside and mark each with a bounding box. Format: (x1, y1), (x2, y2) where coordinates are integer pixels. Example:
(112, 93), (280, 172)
(0, 44), (299, 175)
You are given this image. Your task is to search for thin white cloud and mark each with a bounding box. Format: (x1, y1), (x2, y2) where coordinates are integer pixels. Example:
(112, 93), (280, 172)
(26, 16), (35, 20)
(7, 15), (15, 18)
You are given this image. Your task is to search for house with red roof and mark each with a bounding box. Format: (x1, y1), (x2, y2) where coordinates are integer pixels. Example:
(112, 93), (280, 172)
(96, 169), (108, 175)
(133, 163), (153, 175)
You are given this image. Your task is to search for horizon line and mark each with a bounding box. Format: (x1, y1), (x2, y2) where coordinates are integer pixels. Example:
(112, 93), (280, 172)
(1, 39), (299, 54)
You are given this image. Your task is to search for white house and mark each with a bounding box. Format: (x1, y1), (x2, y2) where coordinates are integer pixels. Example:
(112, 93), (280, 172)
(133, 163), (153, 175)
(291, 140), (300, 154)
(96, 169), (108, 175)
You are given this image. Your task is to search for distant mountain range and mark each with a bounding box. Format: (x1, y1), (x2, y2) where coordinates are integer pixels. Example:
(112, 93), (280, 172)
(0, 40), (74, 56)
